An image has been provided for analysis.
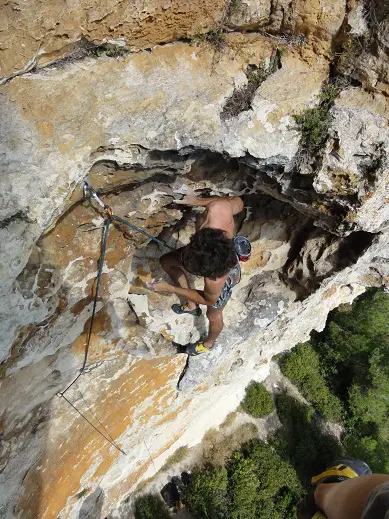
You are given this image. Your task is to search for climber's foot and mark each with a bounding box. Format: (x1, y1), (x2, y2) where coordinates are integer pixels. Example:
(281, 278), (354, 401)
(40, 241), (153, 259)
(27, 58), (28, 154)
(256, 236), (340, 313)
(298, 458), (372, 519)
(185, 339), (215, 356)
(312, 457), (372, 486)
(171, 303), (202, 317)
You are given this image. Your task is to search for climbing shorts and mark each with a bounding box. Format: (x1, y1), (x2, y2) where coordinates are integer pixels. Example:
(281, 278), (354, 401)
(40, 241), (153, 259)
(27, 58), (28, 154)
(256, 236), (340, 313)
(211, 263), (241, 310)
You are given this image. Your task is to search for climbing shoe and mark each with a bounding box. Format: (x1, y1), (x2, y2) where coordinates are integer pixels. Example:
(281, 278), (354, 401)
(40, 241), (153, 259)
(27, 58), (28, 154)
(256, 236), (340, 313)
(311, 457), (372, 486)
(171, 304), (202, 317)
(186, 340), (213, 356)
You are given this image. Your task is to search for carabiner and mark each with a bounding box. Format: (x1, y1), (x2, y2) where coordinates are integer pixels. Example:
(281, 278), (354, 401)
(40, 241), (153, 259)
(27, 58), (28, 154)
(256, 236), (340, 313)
(83, 182), (107, 210)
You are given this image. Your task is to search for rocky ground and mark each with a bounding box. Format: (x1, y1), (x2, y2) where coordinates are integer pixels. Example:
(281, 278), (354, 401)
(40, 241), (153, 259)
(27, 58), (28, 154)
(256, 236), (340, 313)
(1, 1), (389, 518)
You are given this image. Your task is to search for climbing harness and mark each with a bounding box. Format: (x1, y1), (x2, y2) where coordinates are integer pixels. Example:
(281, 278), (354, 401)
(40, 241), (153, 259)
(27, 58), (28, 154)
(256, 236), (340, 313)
(57, 182), (174, 455)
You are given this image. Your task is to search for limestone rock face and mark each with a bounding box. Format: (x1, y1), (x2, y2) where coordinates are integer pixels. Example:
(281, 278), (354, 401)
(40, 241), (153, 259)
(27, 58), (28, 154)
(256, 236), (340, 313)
(337, 1), (389, 96)
(316, 89), (389, 234)
(228, 0), (346, 54)
(0, 0), (228, 81)
(0, 0), (347, 81)
(243, 87), (389, 236)
(1, 4), (389, 519)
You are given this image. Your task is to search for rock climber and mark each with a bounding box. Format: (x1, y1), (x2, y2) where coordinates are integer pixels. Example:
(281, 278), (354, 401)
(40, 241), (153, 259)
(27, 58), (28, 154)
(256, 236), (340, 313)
(147, 193), (244, 355)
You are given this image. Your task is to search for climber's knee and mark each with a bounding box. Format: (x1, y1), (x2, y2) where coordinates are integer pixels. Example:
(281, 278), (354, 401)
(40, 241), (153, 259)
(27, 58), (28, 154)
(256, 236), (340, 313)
(206, 306), (223, 323)
(160, 250), (183, 273)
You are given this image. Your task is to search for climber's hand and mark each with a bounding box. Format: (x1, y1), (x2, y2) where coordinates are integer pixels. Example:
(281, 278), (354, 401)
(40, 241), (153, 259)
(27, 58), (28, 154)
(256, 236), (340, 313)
(173, 193), (199, 206)
(146, 281), (172, 293)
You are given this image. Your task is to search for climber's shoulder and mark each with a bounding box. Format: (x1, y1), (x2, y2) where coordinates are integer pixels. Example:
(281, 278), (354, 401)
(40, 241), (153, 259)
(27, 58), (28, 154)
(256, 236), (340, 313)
(206, 197), (243, 216)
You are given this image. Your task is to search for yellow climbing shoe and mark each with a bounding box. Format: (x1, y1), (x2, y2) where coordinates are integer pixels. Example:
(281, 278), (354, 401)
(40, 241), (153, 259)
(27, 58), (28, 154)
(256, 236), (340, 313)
(186, 341), (213, 356)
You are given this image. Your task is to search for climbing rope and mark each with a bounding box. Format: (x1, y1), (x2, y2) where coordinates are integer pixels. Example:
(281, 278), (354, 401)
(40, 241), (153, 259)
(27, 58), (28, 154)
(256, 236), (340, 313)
(57, 181), (175, 454)
(83, 182), (175, 251)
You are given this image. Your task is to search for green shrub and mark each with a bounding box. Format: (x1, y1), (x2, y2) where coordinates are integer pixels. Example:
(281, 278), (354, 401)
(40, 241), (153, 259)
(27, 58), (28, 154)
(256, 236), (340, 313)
(318, 82), (341, 107)
(186, 466), (229, 518)
(185, 440), (303, 519)
(134, 494), (170, 519)
(241, 381), (274, 418)
(281, 343), (343, 422)
(293, 81), (341, 153)
(248, 440), (303, 504)
(293, 107), (332, 153)
(282, 289), (389, 474)
(275, 393), (343, 484)
(228, 452), (258, 519)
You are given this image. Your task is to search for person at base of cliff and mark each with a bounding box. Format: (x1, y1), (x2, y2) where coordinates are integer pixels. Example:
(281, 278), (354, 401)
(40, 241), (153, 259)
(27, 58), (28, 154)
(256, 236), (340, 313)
(299, 456), (389, 519)
(147, 194), (244, 356)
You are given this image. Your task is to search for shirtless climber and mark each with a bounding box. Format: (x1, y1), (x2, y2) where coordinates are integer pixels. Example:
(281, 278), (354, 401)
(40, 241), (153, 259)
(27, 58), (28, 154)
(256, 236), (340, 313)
(148, 194), (244, 355)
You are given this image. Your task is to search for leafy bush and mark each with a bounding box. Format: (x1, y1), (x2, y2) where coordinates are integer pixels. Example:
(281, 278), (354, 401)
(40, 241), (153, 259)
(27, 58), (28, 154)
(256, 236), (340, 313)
(241, 381), (274, 418)
(186, 466), (229, 518)
(293, 107), (332, 153)
(274, 393), (343, 484)
(293, 81), (341, 153)
(134, 494), (170, 519)
(281, 343), (343, 422)
(280, 289), (389, 473)
(228, 452), (258, 519)
(247, 440), (303, 518)
(186, 440), (303, 519)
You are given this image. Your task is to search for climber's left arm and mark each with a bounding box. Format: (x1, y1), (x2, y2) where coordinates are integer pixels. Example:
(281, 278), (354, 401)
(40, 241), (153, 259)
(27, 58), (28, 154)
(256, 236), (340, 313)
(147, 279), (223, 306)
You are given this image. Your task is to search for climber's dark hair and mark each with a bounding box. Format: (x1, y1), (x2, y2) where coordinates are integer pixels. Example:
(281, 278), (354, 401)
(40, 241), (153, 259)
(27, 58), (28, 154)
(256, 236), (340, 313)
(182, 228), (237, 280)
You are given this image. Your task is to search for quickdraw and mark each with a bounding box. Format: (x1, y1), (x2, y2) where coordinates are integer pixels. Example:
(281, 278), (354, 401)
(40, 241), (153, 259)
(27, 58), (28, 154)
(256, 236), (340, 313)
(56, 181), (175, 455)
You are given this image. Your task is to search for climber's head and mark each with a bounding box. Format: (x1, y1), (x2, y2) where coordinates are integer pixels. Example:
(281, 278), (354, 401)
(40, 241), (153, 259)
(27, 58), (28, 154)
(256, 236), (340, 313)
(181, 228), (237, 280)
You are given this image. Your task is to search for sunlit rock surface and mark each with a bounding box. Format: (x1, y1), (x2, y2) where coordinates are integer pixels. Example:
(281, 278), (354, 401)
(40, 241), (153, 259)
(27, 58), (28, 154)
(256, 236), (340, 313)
(1, 2), (389, 518)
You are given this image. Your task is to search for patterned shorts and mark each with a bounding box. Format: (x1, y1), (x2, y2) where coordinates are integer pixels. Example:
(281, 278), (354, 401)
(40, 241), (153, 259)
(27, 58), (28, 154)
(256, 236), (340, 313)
(211, 263), (241, 310)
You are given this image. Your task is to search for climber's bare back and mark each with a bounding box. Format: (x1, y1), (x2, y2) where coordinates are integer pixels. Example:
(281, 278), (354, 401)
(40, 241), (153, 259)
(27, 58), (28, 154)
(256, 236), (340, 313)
(195, 199), (237, 238)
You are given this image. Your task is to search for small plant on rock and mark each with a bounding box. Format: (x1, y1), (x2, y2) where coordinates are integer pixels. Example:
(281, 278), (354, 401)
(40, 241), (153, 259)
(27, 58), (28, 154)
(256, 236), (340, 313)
(241, 381), (275, 418)
(293, 106), (332, 153)
(194, 27), (227, 51)
(221, 49), (282, 120)
(292, 80), (342, 154)
(87, 45), (127, 58)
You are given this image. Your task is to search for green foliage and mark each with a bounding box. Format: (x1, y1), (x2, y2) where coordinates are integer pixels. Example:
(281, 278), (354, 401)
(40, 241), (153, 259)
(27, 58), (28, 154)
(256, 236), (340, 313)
(194, 28), (227, 51)
(317, 82), (341, 107)
(293, 81), (341, 153)
(186, 467), (229, 518)
(247, 440), (303, 518)
(241, 381), (275, 418)
(134, 494), (170, 519)
(293, 107), (332, 153)
(280, 289), (389, 473)
(228, 452), (258, 519)
(186, 440), (303, 519)
(281, 343), (343, 422)
(246, 60), (268, 87)
(75, 488), (89, 500)
(87, 45), (127, 58)
(274, 393), (343, 484)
